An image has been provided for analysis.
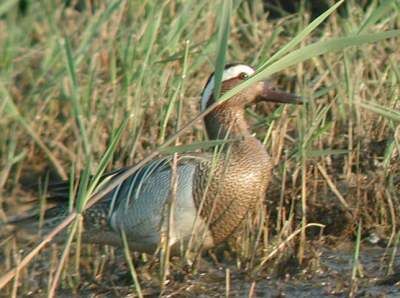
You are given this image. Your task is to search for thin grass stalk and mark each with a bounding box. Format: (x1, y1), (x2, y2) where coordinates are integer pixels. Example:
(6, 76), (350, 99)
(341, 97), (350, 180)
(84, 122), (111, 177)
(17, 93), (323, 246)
(63, 36), (91, 158)
(68, 165), (76, 212)
(74, 166), (91, 213)
(383, 140), (397, 176)
(0, 125), (25, 196)
(248, 281), (256, 298)
(277, 154), (288, 232)
(121, 229), (143, 298)
(160, 153), (178, 290)
(273, 110), (290, 166)
(316, 162), (350, 210)
(74, 215), (83, 281)
(78, 118), (128, 211)
(48, 216), (80, 297)
(240, 218), (250, 264)
(177, 39), (190, 132)
(357, 101), (400, 122)
(388, 231), (400, 275)
(350, 219), (362, 297)
(159, 39), (190, 144)
(38, 174), (49, 233)
(132, 2), (165, 113)
(298, 153), (307, 264)
(298, 100), (308, 264)
(213, 0), (232, 100)
(384, 188), (397, 249)
(159, 83), (182, 144)
(47, 244), (58, 295)
(263, 207), (270, 252)
(344, 51), (354, 179)
(254, 223), (324, 273)
(248, 203), (265, 270)
(357, 0), (395, 34)
(160, 139), (238, 155)
(225, 268), (230, 298)
(11, 247), (20, 298)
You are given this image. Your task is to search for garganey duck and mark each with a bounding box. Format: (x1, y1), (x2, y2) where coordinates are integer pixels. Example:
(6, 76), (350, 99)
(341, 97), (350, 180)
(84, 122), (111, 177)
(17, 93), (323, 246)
(11, 64), (301, 254)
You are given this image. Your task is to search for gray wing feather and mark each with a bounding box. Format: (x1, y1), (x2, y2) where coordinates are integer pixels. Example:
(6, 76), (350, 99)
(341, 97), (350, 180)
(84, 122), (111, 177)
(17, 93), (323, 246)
(105, 157), (200, 247)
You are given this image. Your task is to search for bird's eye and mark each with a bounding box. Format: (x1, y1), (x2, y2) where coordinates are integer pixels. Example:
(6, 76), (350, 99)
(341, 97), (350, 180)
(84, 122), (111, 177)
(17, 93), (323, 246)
(239, 72), (249, 80)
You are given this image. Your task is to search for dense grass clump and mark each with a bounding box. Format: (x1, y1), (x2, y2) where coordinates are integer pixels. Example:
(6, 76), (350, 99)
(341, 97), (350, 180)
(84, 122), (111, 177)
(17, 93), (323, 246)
(0, 0), (399, 296)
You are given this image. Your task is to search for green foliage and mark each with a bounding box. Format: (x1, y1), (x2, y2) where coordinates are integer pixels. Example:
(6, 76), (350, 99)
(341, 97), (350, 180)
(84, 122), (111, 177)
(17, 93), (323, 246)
(0, 0), (399, 295)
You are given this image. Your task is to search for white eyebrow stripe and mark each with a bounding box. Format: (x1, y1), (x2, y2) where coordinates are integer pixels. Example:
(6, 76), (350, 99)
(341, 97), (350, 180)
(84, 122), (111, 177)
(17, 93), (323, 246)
(200, 65), (255, 111)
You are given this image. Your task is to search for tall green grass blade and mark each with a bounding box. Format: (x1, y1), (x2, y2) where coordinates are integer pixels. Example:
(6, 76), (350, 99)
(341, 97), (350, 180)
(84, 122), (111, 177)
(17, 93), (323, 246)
(48, 217), (80, 296)
(383, 139), (396, 171)
(63, 37), (91, 157)
(306, 149), (348, 158)
(357, 101), (400, 122)
(1, 87), (18, 118)
(213, 0), (232, 100)
(159, 40), (191, 143)
(121, 230), (143, 298)
(75, 165), (91, 212)
(219, 30), (400, 103)
(260, 0), (345, 68)
(76, 0), (123, 62)
(68, 165), (76, 212)
(64, 38), (78, 90)
(160, 84), (180, 143)
(138, 5), (164, 79)
(357, 0), (396, 34)
(390, 57), (400, 83)
(388, 231), (400, 275)
(68, 117), (127, 212)
(83, 118), (128, 207)
(351, 219), (363, 292)
(160, 139), (237, 154)
(178, 40), (191, 131)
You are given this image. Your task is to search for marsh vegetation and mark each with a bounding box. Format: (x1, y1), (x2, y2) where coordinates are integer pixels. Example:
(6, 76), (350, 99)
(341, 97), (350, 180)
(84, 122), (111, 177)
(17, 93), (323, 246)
(0, 0), (399, 296)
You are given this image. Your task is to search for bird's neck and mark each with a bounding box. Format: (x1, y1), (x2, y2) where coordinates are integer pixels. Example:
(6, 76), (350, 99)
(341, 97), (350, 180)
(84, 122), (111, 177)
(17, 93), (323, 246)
(204, 105), (251, 141)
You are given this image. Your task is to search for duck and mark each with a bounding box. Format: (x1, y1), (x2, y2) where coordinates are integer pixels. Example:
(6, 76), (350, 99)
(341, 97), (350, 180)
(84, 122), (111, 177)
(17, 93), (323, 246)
(9, 63), (301, 254)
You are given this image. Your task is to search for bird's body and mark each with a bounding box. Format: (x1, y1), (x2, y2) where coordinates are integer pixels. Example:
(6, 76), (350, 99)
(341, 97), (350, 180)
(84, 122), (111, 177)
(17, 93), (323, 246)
(8, 64), (300, 254)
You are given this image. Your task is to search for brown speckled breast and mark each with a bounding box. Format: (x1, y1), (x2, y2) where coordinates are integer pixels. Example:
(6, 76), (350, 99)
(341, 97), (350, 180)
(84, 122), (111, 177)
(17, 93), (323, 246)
(193, 136), (271, 244)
